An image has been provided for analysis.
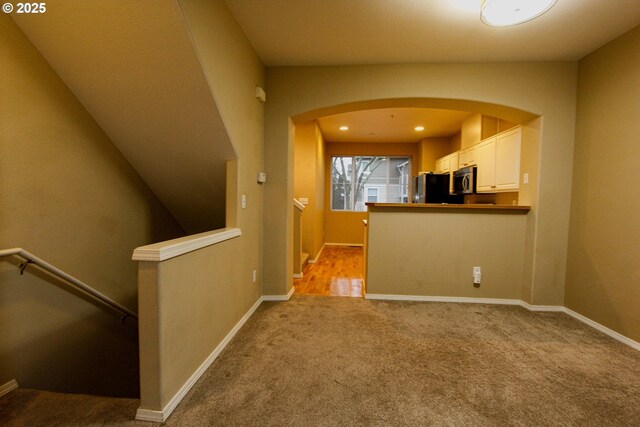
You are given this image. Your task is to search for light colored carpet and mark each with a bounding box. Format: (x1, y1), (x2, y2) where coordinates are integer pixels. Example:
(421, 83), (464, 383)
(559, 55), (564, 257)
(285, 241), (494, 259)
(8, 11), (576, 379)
(2, 296), (640, 426)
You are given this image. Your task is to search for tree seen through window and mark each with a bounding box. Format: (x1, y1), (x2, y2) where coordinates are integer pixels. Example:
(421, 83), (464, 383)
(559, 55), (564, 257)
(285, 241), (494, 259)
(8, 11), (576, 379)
(331, 156), (411, 211)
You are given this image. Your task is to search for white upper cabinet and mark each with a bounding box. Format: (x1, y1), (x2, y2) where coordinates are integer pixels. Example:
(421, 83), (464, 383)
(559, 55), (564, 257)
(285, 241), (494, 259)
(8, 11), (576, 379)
(435, 152), (460, 193)
(495, 127), (521, 190)
(448, 151), (459, 173)
(459, 146), (476, 168)
(476, 137), (496, 192)
(448, 151), (459, 194)
(476, 127), (521, 193)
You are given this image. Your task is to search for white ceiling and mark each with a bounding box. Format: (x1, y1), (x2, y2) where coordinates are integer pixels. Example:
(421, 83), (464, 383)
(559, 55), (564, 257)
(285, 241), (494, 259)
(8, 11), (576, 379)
(228, 0), (640, 143)
(225, 0), (640, 66)
(318, 108), (473, 143)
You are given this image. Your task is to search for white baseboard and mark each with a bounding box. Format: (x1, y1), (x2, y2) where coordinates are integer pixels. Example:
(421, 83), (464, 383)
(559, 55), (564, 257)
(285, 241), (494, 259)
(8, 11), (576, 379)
(136, 296), (264, 423)
(563, 307), (640, 352)
(292, 273), (303, 279)
(324, 242), (364, 247)
(263, 286), (295, 302)
(365, 293), (639, 352)
(365, 294), (522, 306)
(519, 301), (564, 312)
(136, 290), (640, 423)
(0, 379), (18, 398)
(136, 408), (164, 423)
(308, 244), (325, 264)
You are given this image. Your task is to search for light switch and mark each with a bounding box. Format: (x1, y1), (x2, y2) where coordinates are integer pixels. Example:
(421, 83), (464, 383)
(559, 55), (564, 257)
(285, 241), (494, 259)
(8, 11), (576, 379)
(241, 194), (247, 209)
(523, 173), (529, 184)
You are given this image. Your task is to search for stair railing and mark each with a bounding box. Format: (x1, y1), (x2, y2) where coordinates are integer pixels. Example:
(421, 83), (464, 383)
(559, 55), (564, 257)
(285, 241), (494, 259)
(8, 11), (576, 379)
(0, 247), (137, 322)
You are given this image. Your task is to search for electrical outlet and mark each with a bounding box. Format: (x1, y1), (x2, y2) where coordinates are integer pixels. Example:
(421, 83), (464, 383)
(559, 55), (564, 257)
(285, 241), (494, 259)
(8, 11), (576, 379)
(242, 194), (247, 209)
(473, 266), (481, 285)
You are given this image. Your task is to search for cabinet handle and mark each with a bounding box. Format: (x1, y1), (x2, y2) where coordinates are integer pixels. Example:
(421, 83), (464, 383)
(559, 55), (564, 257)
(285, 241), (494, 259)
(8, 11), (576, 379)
(491, 185), (496, 188)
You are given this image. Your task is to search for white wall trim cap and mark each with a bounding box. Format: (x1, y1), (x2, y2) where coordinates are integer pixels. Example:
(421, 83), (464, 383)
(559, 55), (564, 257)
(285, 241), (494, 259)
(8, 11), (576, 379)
(293, 199), (305, 211)
(0, 379), (18, 398)
(263, 286), (295, 301)
(132, 228), (241, 261)
(136, 296), (263, 422)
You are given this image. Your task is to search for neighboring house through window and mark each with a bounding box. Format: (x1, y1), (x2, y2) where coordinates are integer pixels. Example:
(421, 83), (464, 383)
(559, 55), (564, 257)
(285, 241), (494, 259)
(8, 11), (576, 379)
(331, 156), (411, 211)
(366, 187), (378, 203)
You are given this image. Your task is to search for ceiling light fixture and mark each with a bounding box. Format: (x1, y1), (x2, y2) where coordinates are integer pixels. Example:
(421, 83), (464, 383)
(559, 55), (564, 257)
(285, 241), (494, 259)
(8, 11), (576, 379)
(481, 0), (557, 27)
(339, 126), (349, 131)
(415, 126), (425, 132)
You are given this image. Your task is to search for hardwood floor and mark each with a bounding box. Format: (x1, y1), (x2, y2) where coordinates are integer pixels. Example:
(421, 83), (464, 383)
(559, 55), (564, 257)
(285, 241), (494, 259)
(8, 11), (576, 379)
(293, 246), (364, 297)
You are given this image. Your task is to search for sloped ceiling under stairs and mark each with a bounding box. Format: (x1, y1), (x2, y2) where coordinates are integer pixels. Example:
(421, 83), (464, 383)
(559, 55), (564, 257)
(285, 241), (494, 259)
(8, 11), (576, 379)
(13, 0), (235, 234)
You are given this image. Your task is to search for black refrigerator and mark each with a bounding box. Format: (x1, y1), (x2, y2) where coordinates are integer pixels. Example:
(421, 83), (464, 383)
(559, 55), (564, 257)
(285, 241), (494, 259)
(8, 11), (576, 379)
(412, 173), (451, 204)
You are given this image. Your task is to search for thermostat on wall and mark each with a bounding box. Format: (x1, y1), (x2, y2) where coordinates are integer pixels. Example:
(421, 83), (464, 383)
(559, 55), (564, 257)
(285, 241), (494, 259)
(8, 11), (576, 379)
(257, 171), (267, 183)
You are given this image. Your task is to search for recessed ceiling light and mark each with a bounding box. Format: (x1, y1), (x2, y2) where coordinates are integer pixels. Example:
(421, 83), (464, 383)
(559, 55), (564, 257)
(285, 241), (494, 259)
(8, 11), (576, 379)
(481, 0), (556, 27)
(415, 126), (425, 132)
(339, 126), (349, 131)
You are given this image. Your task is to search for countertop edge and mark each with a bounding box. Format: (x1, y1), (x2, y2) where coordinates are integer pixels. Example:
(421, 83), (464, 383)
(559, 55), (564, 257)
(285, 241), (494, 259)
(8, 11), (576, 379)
(366, 203), (530, 212)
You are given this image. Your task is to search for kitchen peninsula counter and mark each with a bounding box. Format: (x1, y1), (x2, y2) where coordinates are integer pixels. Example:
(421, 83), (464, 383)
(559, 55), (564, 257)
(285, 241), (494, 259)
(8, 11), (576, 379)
(364, 201), (532, 300)
(366, 203), (530, 213)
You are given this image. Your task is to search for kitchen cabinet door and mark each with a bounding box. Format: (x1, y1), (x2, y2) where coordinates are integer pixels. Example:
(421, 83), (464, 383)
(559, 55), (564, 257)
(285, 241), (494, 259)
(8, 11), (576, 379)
(459, 146), (476, 167)
(475, 137), (496, 192)
(495, 127), (521, 190)
(435, 158), (443, 173)
(449, 152), (459, 172)
(448, 152), (459, 194)
(436, 155), (450, 173)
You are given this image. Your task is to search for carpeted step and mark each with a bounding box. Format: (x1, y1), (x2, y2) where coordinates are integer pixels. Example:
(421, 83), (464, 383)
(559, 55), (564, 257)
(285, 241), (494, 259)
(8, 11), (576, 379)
(0, 388), (148, 426)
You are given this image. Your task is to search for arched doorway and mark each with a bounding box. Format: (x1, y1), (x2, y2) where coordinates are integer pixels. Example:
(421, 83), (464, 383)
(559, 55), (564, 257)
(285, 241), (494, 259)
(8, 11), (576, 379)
(290, 98), (541, 298)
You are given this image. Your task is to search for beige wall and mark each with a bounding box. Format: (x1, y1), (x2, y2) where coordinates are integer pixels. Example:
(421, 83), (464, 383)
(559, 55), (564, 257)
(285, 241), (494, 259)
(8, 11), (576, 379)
(13, 1), (234, 234)
(178, 0), (264, 300)
(138, 236), (247, 412)
(518, 119), (542, 302)
(461, 113), (482, 149)
(324, 142), (419, 245)
(449, 132), (462, 153)
(565, 25), (640, 342)
(136, 0), (266, 414)
(460, 114), (501, 149)
(264, 62), (577, 303)
(294, 121), (325, 260)
(0, 15), (183, 394)
(314, 125), (327, 258)
(367, 208), (527, 299)
(418, 137), (451, 172)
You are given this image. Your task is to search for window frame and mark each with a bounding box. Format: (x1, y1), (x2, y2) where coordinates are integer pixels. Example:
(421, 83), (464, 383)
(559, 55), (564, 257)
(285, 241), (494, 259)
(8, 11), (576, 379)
(329, 155), (412, 212)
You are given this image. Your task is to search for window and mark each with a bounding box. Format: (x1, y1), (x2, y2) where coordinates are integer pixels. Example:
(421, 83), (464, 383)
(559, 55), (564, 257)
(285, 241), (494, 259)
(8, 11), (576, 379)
(366, 187), (378, 203)
(331, 156), (411, 211)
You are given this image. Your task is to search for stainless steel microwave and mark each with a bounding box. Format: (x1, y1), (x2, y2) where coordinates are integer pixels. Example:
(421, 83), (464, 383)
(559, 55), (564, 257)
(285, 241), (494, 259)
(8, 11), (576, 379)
(453, 166), (476, 195)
